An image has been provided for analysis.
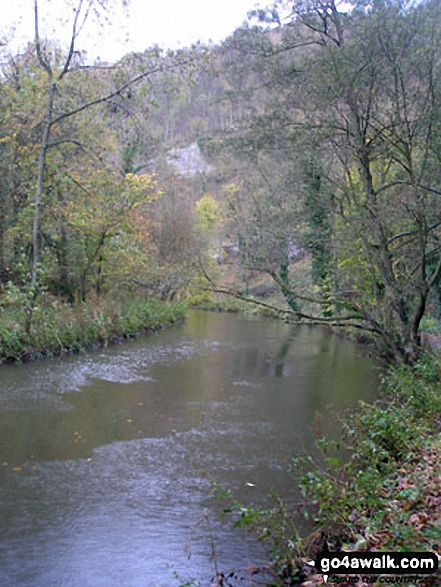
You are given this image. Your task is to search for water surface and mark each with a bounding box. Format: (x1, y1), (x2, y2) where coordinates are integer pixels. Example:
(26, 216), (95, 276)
(0, 310), (378, 586)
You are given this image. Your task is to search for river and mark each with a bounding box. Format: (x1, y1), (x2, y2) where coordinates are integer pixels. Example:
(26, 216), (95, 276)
(0, 310), (378, 587)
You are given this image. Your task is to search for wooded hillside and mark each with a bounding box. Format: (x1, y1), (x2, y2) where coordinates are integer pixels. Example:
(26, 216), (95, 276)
(1, 0), (441, 363)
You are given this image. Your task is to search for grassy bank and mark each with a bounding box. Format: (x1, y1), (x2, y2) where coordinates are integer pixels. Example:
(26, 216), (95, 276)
(217, 353), (441, 586)
(192, 297), (262, 314)
(0, 294), (187, 364)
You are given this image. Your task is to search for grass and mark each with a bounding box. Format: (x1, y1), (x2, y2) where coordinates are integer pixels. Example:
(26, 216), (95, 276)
(0, 292), (187, 363)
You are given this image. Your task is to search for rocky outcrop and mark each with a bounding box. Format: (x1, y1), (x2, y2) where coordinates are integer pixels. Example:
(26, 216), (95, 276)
(166, 142), (212, 176)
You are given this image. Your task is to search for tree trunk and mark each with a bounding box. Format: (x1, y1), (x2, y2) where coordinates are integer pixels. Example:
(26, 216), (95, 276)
(278, 254), (299, 312)
(31, 79), (55, 290)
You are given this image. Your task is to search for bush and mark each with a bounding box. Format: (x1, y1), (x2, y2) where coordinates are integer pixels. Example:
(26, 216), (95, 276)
(299, 355), (441, 550)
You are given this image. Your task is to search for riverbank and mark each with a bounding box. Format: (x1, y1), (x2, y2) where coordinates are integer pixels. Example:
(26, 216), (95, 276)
(298, 354), (441, 578)
(0, 294), (187, 364)
(217, 353), (441, 586)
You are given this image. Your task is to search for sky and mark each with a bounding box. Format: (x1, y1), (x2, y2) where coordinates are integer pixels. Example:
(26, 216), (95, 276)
(1, 0), (261, 63)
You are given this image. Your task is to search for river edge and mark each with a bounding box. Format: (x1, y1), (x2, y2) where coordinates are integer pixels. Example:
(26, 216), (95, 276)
(1, 300), (439, 586)
(297, 356), (441, 586)
(210, 354), (441, 587)
(193, 299), (376, 357)
(0, 294), (187, 365)
(191, 302), (440, 586)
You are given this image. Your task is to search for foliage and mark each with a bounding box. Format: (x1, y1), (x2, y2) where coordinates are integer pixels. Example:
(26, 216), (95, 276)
(4, 2), (440, 365)
(214, 354), (441, 584)
(191, 296), (258, 313)
(50, 169), (160, 300)
(420, 316), (441, 336)
(204, 0), (441, 364)
(0, 4), (208, 324)
(297, 354), (441, 557)
(214, 486), (306, 586)
(194, 194), (219, 234)
(1, 6), (441, 585)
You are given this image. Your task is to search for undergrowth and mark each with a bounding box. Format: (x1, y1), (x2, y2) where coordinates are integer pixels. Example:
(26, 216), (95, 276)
(0, 291), (186, 363)
(215, 353), (441, 586)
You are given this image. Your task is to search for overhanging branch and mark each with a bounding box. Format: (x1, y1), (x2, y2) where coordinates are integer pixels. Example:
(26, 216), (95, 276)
(206, 286), (381, 334)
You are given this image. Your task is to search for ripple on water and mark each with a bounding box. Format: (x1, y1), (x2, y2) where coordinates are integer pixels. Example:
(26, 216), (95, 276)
(0, 419), (274, 587)
(0, 338), (229, 411)
(232, 380), (260, 387)
(0, 313), (378, 587)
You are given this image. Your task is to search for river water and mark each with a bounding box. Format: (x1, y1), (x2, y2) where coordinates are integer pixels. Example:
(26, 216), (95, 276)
(0, 310), (378, 587)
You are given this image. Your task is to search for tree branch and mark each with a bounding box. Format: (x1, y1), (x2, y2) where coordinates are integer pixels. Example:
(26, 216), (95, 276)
(58, 0), (85, 80)
(206, 286), (381, 333)
(50, 60), (191, 127)
(34, 0), (52, 76)
(388, 220), (441, 246)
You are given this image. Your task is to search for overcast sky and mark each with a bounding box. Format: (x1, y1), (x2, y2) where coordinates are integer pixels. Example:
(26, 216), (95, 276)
(1, 0), (261, 62)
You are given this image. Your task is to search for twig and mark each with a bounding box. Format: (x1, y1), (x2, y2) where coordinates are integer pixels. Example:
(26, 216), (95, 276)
(204, 508), (221, 587)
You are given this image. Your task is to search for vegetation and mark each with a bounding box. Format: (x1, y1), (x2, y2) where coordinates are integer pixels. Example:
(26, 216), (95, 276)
(216, 353), (441, 585)
(205, 0), (441, 365)
(0, 290), (186, 363)
(2, 0), (441, 364)
(0, 1), (207, 351)
(1, 0), (441, 584)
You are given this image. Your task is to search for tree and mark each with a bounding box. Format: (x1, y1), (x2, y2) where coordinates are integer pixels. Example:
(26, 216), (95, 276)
(211, 0), (441, 362)
(297, 0), (441, 361)
(0, 0), (197, 329)
(145, 169), (204, 301)
(52, 170), (158, 300)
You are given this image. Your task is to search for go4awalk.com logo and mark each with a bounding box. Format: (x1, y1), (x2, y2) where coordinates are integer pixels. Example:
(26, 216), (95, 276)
(307, 547), (440, 584)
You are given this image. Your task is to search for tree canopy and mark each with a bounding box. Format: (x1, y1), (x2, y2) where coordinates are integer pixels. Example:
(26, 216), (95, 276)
(206, 0), (441, 362)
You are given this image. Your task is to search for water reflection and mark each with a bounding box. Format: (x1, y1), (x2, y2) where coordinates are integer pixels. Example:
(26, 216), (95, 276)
(0, 310), (378, 586)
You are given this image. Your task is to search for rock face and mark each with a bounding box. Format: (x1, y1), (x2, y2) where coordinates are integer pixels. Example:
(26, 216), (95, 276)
(166, 142), (212, 176)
